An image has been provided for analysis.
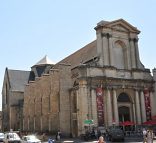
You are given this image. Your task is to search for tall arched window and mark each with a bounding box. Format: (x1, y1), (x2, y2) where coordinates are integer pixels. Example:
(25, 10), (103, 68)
(113, 40), (127, 69)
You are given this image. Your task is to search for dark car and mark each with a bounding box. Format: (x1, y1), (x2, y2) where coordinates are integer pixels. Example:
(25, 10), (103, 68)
(108, 128), (124, 142)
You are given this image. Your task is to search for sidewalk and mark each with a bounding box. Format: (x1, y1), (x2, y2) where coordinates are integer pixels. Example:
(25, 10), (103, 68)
(52, 136), (144, 143)
(40, 134), (156, 143)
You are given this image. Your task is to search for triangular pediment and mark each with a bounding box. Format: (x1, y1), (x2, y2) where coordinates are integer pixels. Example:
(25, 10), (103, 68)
(95, 19), (140, 34)
(111, 24), (130, 32)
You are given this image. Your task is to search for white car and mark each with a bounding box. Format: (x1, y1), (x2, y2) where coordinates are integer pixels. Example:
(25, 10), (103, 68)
(21, 135), (41, 143)
(0, 133), (4, 142)
(3, 132), (21, 143)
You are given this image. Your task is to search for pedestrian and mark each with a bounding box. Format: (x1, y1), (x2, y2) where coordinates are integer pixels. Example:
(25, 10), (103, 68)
(98, 136), (106, 143)
(42, 133), (46, 141)
(143, 128), (147, 143)
(146, 130), (153, 143)
(48, 137), (54, 143)
(56, 131), (61, 141)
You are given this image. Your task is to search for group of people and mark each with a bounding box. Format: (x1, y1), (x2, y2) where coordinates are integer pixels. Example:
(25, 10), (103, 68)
(143, 128), (154, 143)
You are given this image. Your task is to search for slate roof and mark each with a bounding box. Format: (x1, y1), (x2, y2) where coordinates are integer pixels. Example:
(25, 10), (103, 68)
(56, 40), (97, 69)
(7, 69), (34, 92)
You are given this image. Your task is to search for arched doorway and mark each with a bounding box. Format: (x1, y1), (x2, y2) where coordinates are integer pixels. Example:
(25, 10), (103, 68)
(118, 106), (130, 122)
(117, 92), (132, 122)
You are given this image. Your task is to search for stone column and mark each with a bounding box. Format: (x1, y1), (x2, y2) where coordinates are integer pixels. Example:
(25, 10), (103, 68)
(91, 89), (98, 126)
(76, 90), (80, 135)
(134, 38), (141, 68)
(150, 91), (155, 117)
(132, 103), (136, 123)
(140, 91), (146, 122)
(104, 90), (107, 127)
(129, 38), (136, 68)
(127, 42), (131, 70)
(135, 90), (141, 124)
(102, 33), (109, 66)
(88, 88), (92, 120)
(108, 34), (114, 66)
(106, 89), (113, 126)
(113, 89), (119, 126)
(78, 81), (88, 135)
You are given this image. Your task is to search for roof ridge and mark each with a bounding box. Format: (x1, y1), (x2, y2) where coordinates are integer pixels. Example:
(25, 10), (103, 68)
(7, 69), (30, 72)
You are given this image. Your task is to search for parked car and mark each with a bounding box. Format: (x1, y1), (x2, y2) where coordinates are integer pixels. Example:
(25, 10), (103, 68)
(108, 128), (124, 142)
(0, 133), (4, 142)
(3, 132), (21, 143)
(21, 135), (41, 143)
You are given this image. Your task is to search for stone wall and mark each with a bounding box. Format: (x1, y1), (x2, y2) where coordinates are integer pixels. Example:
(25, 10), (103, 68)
(23, 64), (72, 134)
(58, 64), (72, 136)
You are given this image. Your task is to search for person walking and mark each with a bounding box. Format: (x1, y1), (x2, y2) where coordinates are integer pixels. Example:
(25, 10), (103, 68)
(98, 136), (106, 143)
(146, 130), (153, 143)
(48, 137), (55, 143)
(143, 128), (147, 143)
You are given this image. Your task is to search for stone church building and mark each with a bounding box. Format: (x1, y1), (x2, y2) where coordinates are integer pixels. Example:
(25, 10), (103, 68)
(2, 19), (156, 137)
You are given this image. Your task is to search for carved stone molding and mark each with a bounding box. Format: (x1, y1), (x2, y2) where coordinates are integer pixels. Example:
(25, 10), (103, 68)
(129, 38), (133, 42)
(129, 38), (139, 42)
(134, 38), (139, 43)
(101, 33), (112, 38)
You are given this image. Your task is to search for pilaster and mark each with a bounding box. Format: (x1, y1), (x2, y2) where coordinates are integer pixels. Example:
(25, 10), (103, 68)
(140, 91), (146, 122)
(28, 117), (30, 130)
(132, 103), (136, 124)
(34, 116), (35, 131)
(48, 117), (51, 132)
(134, 38), (141, 68)
(129, 38), (136, 68)
(40, 116), (42, 132)
(102, 33), (109, 66)
(97, 32), (104, 66)
(23, 118), (25, 131)
(108, 34), (114, 66)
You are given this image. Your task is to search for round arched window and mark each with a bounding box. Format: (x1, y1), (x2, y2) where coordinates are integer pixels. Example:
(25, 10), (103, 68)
(117, 92), (131, 102)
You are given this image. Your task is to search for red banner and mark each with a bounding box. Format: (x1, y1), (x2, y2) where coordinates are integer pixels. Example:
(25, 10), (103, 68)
(144, 89), (151, 121)
(96, 88), (104, 126)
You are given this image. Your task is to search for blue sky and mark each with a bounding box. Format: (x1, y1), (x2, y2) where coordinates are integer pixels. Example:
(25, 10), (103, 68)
(0, 0), (156, 110)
